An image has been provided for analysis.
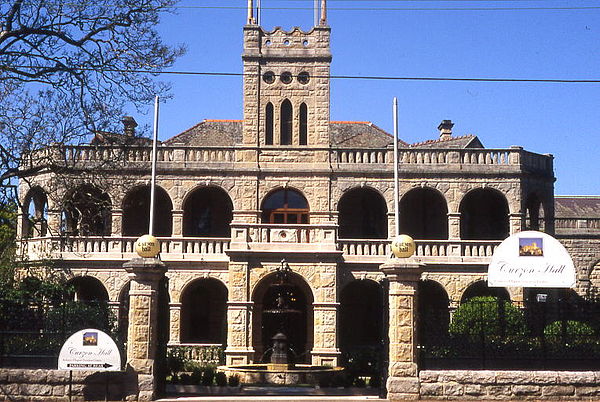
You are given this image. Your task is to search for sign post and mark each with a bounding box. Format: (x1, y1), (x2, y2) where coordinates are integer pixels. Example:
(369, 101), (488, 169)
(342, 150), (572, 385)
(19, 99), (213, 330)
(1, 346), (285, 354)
(58, 328), (121, 371)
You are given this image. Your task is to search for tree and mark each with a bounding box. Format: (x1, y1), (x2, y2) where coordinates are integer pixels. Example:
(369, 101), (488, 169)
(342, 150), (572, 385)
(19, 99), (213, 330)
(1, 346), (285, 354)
(0, 0), (185, 204)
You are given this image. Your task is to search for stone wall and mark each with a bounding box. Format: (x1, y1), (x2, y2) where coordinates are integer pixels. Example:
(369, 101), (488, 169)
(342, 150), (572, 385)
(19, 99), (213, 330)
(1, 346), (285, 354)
(419, 370), (600, 400)
(0, 369), (137, 401)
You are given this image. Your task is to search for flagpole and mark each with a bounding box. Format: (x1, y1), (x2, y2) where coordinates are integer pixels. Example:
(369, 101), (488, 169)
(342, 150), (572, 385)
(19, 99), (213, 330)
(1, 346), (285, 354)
(393, 97), (400, 237)
(149, 95), (159, 236)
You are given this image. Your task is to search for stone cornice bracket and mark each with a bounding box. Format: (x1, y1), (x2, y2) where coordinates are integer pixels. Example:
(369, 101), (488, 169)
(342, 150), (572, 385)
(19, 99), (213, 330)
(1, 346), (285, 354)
(379, 258), (424, 283)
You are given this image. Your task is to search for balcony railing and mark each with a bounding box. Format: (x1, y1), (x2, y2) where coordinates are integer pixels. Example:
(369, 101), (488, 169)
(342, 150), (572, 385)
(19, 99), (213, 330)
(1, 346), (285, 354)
(25, 144), (553, 175)
(20, 234), (501, 264)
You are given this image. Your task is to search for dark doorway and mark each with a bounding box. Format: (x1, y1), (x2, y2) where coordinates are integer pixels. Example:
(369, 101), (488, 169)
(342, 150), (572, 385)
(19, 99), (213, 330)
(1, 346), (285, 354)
(180, 278), (228, 344)
(122, 185), (172, 236)
(67, 276), (109, 302)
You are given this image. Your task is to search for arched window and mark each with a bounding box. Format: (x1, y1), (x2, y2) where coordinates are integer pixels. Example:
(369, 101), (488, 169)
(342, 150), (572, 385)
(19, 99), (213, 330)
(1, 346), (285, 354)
(338, 188), (388, 239)
(122, 186), (172, 236)
(183, 187), (233, 237)
(67, 276), (109, 302)
(460, 188), (509, 240)
(61, 185), (111, 236)
(400, 188), (448, 240)
(299, 103), (308, 145)
(265, 102), (274, 145)
(280, 99), (292, 145)
(261, 189), (309, 224)
(22, 187), (48, 237)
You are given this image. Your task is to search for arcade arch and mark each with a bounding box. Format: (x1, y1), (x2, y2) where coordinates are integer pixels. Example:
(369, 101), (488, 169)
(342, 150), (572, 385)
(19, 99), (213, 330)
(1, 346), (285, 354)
(182, 187), (233, 237)
(22, 187), (48, 237)
(460, 188), (509, 240)
(261, 188), (309, 224)
(399, 187), (448, 239)
(180, 278), (228, 344)
(122, 185), (172, 236)
(61, 184), (111, 236)
(338, 187), (387, 239)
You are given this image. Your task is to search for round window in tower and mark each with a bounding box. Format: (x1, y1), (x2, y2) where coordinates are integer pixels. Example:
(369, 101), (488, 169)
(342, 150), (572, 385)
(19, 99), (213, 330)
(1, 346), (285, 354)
(280, 71), (293, 84)
(262, 71), (275, 84)
(298, 72), (310, 85)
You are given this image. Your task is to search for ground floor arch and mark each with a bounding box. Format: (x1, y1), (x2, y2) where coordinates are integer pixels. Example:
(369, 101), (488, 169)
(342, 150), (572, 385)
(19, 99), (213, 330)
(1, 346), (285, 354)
(180, 278), (228, 344)
(251, 270), (314, 363)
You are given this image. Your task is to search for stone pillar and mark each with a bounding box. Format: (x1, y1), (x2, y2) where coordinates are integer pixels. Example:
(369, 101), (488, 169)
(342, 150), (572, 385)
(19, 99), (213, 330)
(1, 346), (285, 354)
(447, 212), (461, 240)
(123, 257), (167, 401)
(172, 209), (184, 237)
(46, 209), (61, 237)
(380, 259), (424, 401)
(509, 212), (523, 235)
(111, 209), (123, 236)
(312, 302), (340, 366)
(225, 261), (254, 365)
(168, 302), (182, 344)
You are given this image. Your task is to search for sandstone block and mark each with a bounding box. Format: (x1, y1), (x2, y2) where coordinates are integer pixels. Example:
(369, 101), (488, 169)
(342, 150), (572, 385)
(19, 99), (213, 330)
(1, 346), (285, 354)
(387, 376), (419, 394)
(512, 385), (541, 396)
(464, 384), (484, 396)
(542, 385), (576, 396)
(419, 382), (443, 396)
(444, 382), (464, 396)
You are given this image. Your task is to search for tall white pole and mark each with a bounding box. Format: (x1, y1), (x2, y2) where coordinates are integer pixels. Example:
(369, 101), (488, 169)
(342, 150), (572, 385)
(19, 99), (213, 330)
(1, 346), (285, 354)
(149, 95), (159, 236)
(257, 0), (261, 25)
(393, 97), (400, 236)
(314, 0), (318, 26)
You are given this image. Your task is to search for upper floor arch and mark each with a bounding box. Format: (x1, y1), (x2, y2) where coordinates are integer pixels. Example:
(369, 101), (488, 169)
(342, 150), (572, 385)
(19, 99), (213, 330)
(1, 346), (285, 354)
(182, 186), (234, 237)
(261, 187), (310, 224)
(459, 187), (510, 240)
(22, 186), (48, 238)
(61, 184), (112, 236)
(122, 184), (173, 236)
(399, 187), (448, 240)
(338, 186), (388, 239)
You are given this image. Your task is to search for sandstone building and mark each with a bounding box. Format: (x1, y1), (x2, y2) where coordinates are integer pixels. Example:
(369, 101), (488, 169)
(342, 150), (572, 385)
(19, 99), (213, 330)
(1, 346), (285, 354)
(17, 0), (599, 370)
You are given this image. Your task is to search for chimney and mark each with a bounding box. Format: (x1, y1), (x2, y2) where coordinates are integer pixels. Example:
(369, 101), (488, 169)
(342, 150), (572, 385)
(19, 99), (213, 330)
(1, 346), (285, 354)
(122, 116), (138, 136)
(438, 120), (454, 140)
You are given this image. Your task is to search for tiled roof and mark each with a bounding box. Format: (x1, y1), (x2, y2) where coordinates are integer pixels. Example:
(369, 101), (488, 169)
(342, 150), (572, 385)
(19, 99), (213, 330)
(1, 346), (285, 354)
(410, 135), (484, 149)
(555, 196), (600, 219)
(164, 120), (243, 146)
(329, 121), (406, 147)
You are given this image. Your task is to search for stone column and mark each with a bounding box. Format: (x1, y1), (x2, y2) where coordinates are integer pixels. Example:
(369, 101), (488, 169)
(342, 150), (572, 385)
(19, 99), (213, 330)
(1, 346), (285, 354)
(312, 302), (340, 366)
(168, 302), (182, 344)
(509, 212), (523, 235)
(225, 261), (254, 365)
(380, 259), (424, 401)
(447, 212), (461, 240)
(111, 209), (123, 236)
(123, 257), (167, 401)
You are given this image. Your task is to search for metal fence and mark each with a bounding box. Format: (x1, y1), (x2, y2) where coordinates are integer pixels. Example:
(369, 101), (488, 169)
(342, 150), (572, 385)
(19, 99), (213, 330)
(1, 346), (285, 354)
(0, 298), (117, 368)
(419, 297), (600, 370)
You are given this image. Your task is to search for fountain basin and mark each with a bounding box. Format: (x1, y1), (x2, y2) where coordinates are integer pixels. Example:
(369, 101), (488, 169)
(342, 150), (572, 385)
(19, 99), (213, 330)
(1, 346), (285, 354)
(218, 364), (343, 385)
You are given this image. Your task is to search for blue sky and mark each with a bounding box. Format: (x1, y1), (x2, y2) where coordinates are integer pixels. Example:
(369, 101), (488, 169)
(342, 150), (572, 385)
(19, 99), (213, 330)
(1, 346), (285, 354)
(131, 0), (600, 195)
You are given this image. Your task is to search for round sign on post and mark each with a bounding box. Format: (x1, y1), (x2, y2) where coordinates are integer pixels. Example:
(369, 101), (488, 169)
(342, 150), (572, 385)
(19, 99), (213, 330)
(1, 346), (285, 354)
(58, 328), (121, 371)
(135, 234), (160, 258)
(391, 234), (416, 258)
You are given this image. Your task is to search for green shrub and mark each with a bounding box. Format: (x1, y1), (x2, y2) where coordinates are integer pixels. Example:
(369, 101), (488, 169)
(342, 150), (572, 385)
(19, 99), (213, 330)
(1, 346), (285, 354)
(227, 375), (240, 387)
(544, 320), (595, 343)
(215, 371), (227, 387)
(449, 296), (528, 338)
(354, 377), (366, 387)
(201, 367), (215, 386)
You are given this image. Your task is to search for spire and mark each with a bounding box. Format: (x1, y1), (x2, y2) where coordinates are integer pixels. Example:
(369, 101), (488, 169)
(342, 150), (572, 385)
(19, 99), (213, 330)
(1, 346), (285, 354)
(320, 0), (327, 25)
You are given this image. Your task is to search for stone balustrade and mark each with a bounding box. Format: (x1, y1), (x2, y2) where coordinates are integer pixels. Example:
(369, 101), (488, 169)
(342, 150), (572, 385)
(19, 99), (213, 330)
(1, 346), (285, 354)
(26, 144), (553, 175)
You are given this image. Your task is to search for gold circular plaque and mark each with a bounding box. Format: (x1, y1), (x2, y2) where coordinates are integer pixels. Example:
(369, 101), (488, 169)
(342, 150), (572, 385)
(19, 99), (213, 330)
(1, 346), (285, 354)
(135, 234), (160, 258)
(391, 234), (416, 258)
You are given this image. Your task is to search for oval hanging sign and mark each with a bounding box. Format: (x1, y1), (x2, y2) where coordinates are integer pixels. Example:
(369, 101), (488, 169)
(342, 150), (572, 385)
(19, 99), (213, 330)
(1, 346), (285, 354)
(488, 231), (576, 288)
(58, 328), (121, 371)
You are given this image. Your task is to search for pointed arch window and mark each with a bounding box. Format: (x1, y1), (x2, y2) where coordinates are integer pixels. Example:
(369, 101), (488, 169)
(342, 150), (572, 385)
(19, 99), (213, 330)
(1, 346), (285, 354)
(299, 103), (308, 145)
(265, 102), (274, 145)
(280, 99), (292, 145)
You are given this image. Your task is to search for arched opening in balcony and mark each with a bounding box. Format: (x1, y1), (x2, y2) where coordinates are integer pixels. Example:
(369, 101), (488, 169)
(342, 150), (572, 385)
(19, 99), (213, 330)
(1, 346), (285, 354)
(252, 271), (313, 363)
(261, 188), (309, 224)
(459, 188), (509, 240)
(525, 193), (545, 231)
(180, 278), (228, 344)
(460, 280), (510, 304)
(122, 185), (172, 236)
(183, 187), (233, 237)
(22, 187), (48, 237)
(399, 187), (448, 239)
(67, 276), (109, 302)
(339, 279), (383, 373)
(338, 188), (387, 239)
(418, 280), (450, 342)
(61, 185), (111, 236)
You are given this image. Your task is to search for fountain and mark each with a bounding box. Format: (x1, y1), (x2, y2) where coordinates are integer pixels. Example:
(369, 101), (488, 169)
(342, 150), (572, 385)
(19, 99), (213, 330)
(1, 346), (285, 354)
(218, 260), (342, 385)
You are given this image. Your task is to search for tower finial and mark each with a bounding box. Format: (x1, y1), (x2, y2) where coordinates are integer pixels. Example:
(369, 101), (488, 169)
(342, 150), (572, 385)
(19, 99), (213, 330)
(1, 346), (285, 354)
(320, 0), (327, 25)
(247, 0), (256, 24)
